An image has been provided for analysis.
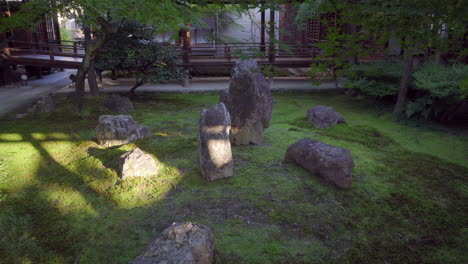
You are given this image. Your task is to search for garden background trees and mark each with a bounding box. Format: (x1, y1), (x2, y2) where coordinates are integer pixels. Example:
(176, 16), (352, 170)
(0, 0), (198, 111)
(295, 0), (467, 116)
(94, 21), (186, 96)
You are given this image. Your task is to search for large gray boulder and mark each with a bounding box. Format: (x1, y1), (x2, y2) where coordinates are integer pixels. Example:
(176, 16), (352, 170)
(119, 148), (158, 179)
(105, 94), (134, 113)
(284, 138), (354, 189)
(198, 103), (233, 181)
(96, 115), (149, 147)
(130, 222), (214, 264)
(223, 59), (273, 145)
(306, 105), (346, 129)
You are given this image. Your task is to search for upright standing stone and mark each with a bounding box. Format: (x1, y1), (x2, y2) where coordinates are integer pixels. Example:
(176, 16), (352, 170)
(96, 115), (149, 147)
(130, 222), (214, 264)
(198, 103), (233, 181)
(284, 138), (354, 189)
(223, 59), (273, 145)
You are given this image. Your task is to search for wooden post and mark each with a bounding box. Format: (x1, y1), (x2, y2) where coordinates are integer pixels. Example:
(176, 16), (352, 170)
(268, 9), (276, 64)
(182, 29), (190, 64)
(111, 69), (117, 80)
(48, 43), (54, 61)
(53, 13), (62, 52)
(260, 3), (266, 53)
(73, 42), (78, 56)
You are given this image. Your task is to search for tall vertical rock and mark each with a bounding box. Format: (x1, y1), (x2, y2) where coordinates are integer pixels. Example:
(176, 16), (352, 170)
(223, 59), (273, 145)
(198, 102), (233, 181)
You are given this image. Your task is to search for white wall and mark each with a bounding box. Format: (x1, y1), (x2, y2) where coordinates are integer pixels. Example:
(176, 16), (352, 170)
(153, 8), (280, 44)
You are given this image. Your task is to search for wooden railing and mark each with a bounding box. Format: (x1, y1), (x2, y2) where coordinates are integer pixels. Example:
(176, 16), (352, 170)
(167, 42), (323, 63)
(4, 40), (85, 61)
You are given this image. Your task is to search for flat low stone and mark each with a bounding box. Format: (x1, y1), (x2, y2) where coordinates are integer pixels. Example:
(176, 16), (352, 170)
(28, 95), (55, 113)
(198, 102), (233, 181)
(96, 115), (149, 147)
(130, 222), (214, 264)
(119, 148), (157, 179)
(224, 59), (273, 145)
(284, 138), (354, 189)
(105, 94), (134, 113)
(307, 105), (346, 129)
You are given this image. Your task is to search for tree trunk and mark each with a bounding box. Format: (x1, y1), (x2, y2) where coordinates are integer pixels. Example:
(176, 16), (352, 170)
(88, 64), (99, 96)
(128, 81), (144, 97)
(74, 20), (119, 111)
(393, 53), (414, 116)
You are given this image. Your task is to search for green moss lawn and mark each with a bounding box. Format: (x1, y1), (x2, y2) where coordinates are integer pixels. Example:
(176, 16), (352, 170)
(0, 92), (466, 263)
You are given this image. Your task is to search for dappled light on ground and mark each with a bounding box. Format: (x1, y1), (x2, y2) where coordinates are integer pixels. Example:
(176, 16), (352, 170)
(0, 92), (466, 263)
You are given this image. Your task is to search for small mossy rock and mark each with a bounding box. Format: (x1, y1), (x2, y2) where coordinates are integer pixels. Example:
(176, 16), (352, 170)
(96, 115), (149, 147)
(30, 95), (55, 113)
(130, 222), (214, 264)
(226, 59), (273, 145)
(119, 148), (157, 179)
(198, 102), (233, 181)
(306, 105), (346, 129)
(284, 138), (354, 189)
(105, 94), (134, 113)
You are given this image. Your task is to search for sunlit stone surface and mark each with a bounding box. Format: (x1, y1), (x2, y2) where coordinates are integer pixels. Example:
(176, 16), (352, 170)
(130, 222), (214, 264)
(119, 147), (158, 179)
(198, 102), (233, 181)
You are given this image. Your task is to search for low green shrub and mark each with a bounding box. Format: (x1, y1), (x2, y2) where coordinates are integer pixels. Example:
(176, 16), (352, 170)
(345, 61), (468, 120)
(406, 63), (468, 119)
(344, 62), (403, 97)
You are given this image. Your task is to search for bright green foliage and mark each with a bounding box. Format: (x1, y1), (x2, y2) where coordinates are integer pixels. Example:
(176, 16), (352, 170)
(0, 92), (466, 263)
(344, 62), (403, 97)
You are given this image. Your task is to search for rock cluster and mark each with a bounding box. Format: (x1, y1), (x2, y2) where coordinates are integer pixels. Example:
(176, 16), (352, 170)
(285, 138), (354, 189)
(198, 102), (233, 181)
(96, 115), (149, 147)
(130, 222), (214, 264)
(119, 148), (158, 179)
(221, 59), (273, 145)
(306, 105), (346, 129)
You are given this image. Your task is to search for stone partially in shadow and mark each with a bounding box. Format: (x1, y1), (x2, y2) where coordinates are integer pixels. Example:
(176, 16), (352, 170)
(130, 222), (214, 264)
(306, 105), (346, 129)
(223, 59), (273, 145)
(105, 94), (134, 113)
(119, 147), (158, 180)
(198, 102), (233, 181)
(284, 138), (354, 189)
(96, 115), (149, 148)
(28, 95), (55, 114)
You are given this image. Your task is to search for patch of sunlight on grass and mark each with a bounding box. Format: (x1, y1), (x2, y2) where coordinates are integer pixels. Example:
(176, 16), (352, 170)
(0, 133), (23, 141)
(0, 92), (466, 264)
(43, 184), (98, 217)
(107, 162), (183, 209)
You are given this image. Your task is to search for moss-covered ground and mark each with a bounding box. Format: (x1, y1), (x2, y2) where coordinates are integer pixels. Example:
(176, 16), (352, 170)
(0, 92), (466, 264)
